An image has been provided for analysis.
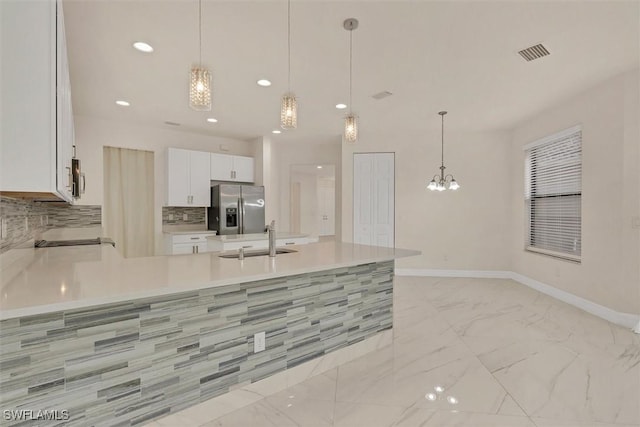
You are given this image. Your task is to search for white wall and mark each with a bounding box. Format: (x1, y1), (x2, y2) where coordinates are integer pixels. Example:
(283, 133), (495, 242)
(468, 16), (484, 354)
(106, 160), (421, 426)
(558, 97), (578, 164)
(74, 115), (254, 255)
(264, 138), (342, 237)
(341, 129), (513, 271)
(509, 69), (640, 314)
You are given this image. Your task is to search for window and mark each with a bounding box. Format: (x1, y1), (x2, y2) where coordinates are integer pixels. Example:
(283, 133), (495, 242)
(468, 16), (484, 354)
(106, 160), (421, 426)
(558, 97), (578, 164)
(524, 125), (582, 261)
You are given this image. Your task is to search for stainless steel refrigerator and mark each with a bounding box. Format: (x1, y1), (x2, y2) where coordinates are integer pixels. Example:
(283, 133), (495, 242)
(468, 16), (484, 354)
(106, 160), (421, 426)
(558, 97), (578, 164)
(207, 184), (266, 235)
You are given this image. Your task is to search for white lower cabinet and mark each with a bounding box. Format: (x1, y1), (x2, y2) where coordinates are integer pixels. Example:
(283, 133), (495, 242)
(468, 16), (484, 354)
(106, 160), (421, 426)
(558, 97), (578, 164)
(207, 236), (311, 252)
(164, 232), (216, 255)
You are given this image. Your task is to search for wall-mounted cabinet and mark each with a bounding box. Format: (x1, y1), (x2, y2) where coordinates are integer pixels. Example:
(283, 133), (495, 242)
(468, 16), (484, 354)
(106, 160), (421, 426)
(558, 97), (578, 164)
(210, 154), (254, 183)
(0, 0), (75, 203)
(166, 148), (211, 207)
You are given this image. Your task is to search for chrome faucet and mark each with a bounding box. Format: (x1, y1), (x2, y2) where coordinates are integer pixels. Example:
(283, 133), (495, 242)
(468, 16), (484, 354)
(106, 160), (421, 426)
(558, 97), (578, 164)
(268, 220), (276, 257)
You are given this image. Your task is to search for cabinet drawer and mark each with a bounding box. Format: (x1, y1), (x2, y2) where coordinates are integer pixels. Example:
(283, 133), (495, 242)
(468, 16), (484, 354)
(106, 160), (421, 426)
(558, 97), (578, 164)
(171, 233), (215, 244)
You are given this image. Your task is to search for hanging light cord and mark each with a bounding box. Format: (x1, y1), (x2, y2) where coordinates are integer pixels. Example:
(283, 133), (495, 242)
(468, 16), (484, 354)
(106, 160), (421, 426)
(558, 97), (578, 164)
(441, 113), (445, 170)
(287, 0), (291, 91)
(198, 0), (202, 66)
(349, 24), (353, 113)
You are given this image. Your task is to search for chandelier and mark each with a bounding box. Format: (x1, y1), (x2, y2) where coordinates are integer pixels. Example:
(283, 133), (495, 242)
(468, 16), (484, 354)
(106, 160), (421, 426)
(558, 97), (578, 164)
(428, 111), (460, 191)
(189, 0), (212, 111)
(280, 0), (297, 129)
(343, 18), (358, 143)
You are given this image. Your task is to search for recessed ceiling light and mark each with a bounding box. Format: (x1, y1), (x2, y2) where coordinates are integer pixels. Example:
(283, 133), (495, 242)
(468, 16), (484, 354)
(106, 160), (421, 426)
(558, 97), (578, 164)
(132, 42), (154, 53)
(336, 103), (347, 109)
(207, 118), (218, 123)
(317, 166), (322, 169)
(257, 79), (272, 87)
(272, 130), (281, 134)
(115, 100), (130, 106)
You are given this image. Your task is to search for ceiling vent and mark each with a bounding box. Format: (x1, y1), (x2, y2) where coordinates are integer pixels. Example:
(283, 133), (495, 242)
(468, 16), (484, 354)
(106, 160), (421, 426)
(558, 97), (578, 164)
(164, 121), (181, 126)
(372, 91), (393, 100)
(518, 44), (550, 62)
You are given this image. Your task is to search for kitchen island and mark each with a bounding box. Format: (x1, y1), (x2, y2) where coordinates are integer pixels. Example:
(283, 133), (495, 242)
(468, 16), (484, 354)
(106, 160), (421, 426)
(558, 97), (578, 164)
(0, 241), (418, 426)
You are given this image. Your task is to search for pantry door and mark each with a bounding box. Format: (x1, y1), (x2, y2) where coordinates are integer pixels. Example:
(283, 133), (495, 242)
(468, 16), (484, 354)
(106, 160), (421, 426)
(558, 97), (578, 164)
(353, 153), (395, 247)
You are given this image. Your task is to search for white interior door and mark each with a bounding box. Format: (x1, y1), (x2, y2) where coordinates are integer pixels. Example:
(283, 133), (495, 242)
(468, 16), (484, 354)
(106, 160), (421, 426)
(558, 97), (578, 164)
(353, 153), (394, 247)
(318, 178), (335, 236)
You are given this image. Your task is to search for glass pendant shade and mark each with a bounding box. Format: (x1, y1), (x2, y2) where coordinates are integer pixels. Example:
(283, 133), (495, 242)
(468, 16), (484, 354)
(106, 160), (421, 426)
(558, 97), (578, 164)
(344, 114), (358, 143)
(190, 66), (211, 111)
(449, 179), (460, 190)
(280, 94), (297, 129)
(428, 180), (437, 191)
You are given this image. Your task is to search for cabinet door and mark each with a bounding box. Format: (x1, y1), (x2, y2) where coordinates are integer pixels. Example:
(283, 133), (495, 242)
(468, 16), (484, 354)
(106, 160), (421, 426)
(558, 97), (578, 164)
(210, 153), (234, 181)
(232, 156), (255, 183)
(56, 0), (73, 203)
(166, 148), (191, 206)
(189, 150), (211, 206)
(172, 243), (197, 255)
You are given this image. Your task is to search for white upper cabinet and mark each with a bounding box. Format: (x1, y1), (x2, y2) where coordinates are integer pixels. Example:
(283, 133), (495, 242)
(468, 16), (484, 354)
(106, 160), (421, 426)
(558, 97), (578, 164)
(232, 155), (255, 182)
(210, 153), (235, 181)
(210, 153), (254, 183)
(0, 0), (75, 203)
(166, 148), (211, 207)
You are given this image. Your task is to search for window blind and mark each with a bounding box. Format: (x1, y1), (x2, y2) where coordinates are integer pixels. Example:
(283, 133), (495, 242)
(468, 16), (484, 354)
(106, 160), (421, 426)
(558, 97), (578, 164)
(524, 126), (582, 260)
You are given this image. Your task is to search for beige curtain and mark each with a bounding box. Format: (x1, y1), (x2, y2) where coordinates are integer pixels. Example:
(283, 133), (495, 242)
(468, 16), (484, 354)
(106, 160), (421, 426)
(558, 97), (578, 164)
(103, 146), (154, 258)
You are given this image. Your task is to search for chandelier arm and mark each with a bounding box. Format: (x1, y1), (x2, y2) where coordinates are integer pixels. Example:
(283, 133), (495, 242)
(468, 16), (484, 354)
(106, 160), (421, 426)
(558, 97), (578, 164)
(444, 174), (456, 181)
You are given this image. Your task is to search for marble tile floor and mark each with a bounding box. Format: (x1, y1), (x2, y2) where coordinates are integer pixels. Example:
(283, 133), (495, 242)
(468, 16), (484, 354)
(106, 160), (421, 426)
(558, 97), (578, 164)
(148, 276), (640, 427)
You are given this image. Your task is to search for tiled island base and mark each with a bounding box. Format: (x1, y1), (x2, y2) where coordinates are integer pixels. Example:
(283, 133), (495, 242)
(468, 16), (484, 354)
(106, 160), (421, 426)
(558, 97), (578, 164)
(0, 261), (393, 426)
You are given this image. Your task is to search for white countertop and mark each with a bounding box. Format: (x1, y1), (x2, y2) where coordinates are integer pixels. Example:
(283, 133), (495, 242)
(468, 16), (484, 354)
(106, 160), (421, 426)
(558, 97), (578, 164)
(0, 242), (419, 320)
(208, 232), (309, 242)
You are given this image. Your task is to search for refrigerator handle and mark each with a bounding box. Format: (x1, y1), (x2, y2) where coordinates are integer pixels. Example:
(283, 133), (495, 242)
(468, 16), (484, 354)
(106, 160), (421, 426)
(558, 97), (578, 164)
(238, 198), (243, 234)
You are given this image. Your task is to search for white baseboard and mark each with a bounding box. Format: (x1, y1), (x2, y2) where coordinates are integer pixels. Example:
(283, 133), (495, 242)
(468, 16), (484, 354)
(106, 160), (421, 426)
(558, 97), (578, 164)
(395, 268), (511, 279)
(396, 268), (640, 332)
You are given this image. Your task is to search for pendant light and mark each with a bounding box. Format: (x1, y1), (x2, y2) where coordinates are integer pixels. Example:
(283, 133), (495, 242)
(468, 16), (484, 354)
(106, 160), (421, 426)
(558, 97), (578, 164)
(280, 0), (297, 129)
(189, 0), (212, 111)
(343, 18), (358, 143)
(428, 111), (460, 191)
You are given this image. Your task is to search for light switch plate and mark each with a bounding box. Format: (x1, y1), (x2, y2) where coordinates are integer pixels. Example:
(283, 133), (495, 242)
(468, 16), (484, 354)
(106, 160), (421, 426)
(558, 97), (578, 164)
(254, 331), (266, 353)
(169, 213), (174, 221)
(183, 213), (188, 221)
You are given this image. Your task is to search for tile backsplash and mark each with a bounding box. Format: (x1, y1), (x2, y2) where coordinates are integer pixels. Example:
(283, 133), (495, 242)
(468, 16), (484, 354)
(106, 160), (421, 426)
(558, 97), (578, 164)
(162, 206), (206, 225)
(0, 196), (102, 254)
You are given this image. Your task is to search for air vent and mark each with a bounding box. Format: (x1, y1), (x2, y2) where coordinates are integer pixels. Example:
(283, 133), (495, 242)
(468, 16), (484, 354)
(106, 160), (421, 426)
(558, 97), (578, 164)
(518, 44), (550, 62)
(164, 121), (181, 126)
(372, 91), (393, 100)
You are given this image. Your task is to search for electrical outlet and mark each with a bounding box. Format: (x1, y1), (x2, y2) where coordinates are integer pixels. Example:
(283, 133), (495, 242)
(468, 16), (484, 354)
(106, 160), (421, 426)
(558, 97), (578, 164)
(40, 215), (44, 226)
(24, 217), (29, 232)
(168, 213), (174, 221)
(0, 218), (7, 239)
(45, 215), (49, 225)
(183, 213), (188, 221)
(254, 331), (266, 353)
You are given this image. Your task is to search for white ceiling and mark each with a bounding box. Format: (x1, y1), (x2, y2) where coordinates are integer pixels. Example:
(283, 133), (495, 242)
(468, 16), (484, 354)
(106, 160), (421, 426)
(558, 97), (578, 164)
(63, 0), (639, 143)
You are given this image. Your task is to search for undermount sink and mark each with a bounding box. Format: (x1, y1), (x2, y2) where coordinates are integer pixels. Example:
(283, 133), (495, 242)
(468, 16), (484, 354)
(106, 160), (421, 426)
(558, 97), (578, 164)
(218, 248), (298, 259)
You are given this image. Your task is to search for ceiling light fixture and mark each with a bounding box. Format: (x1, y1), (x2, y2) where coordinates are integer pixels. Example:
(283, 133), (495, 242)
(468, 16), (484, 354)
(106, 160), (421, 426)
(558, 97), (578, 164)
(343, 18), (358, 143)
(257, 79), (272, 87)
(115, 100), (130, 106)
(189, 0), (212, 111)
(280, 0), (297, 129)
(132, 42), (154, 53)
(206, 118), (218, 123)
(317, 165), (322, 169)
(335, 103), (347, 110)
(428, 111), (460, 191)
(272, 130), (281, 134)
